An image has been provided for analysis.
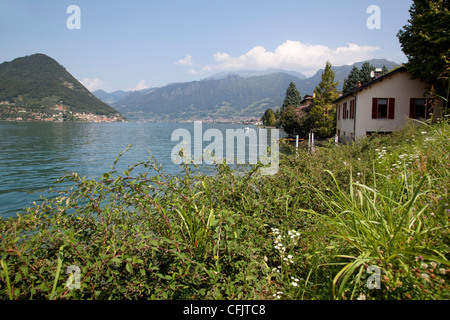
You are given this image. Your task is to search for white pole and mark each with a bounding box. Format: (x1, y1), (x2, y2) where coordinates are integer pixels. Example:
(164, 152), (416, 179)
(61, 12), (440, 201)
(312, 132), (315, 153)
(308, 132), (311, 153)
(296, 135), (299, 149)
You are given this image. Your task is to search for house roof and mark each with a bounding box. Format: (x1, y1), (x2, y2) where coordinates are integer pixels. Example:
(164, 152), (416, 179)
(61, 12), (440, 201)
(333, 66), (408, 103)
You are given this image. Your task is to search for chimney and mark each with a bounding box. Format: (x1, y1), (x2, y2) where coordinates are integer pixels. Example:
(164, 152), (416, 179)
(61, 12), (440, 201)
(312, 90), (316, 98)
(375, 68), (383, 78)
(357, 81), (361, 88)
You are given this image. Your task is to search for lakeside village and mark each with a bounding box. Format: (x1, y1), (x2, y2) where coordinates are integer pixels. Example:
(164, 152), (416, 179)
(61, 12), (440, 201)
(0, 103), (124, 122)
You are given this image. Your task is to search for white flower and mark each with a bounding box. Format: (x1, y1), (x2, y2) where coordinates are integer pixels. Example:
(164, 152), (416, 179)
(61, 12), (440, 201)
(357, 294), (366, 300)
(421, 273), (429, 281)
(287, 255), (293, 259)
(421, 263), (429, 269)
(291, 282), (298, 287)
(430, 262), (437, 269)
(439, 268), (446, 275)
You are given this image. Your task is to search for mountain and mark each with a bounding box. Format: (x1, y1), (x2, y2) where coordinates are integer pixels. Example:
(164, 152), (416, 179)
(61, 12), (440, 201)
(203, 69), (307, 81)
(92, 89), (130, 104)
(0, 53), (121, 117)
(308, 59), (400, 91)
(114, 73), (306, 121)
(111, 59), (400, 122)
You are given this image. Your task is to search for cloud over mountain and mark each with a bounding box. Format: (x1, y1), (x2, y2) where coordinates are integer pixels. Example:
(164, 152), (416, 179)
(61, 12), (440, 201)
(177, 40), (381, 77)
(81, 77), (105, 91)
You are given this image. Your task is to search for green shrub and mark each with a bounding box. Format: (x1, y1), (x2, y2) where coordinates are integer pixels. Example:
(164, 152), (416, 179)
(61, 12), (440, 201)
(0, 121), (448, 300)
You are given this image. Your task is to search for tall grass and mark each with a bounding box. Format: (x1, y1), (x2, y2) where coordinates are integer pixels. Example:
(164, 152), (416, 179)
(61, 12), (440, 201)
(0, 121), (448, 300)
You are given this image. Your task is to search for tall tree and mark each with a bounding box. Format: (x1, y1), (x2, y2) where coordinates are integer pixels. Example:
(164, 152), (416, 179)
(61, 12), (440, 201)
(360, 62), (376, 85)
(382, 65), (389, 76)
(343, 66), (362, 94)
(281, 82), (302, 110)
(261, 108), (276, 126)
(397, 0), (450, 97)
(310, 61), (340, 138)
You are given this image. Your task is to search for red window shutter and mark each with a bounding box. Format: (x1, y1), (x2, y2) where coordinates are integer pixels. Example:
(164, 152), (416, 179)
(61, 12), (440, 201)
(372, 98), (378, 119)
(388, 98), (395, 119)
(343, 102), (347, 119)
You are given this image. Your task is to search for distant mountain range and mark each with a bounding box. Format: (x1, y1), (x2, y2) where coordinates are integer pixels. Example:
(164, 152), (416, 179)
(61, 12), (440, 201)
(94, 59), (399, 122)
(0, 54), (121, 117)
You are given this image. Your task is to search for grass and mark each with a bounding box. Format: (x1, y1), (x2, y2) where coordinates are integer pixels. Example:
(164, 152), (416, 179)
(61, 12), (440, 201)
(0, 120), (449, 300)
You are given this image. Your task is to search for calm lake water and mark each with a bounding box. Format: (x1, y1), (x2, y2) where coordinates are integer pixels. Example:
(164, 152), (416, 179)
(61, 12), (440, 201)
(0, 121), (276, 219)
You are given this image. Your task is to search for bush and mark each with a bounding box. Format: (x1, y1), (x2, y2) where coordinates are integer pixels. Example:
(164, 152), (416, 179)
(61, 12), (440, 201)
(0, 121), (449, 300)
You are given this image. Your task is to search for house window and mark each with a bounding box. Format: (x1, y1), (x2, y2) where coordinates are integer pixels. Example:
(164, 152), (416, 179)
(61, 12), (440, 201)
(410, 98), (430, 119)
(349, 99), (355, 119)
(372, 98), (395, 119)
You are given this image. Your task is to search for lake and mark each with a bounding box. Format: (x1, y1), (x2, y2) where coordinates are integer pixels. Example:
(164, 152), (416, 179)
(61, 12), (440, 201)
(0, 121), (281, 219)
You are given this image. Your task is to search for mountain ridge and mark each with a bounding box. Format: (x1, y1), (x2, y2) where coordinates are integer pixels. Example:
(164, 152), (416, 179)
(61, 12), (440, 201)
(104, 59), (399, 121)
(0, 53), (122, 119)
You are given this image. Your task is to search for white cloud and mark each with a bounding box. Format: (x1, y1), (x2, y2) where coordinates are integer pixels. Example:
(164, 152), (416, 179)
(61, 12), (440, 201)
(174, 55), (194, 66)
(132, 79), (149, 91)
(179, 40), (381, 77)
(81, 78), (105, 91)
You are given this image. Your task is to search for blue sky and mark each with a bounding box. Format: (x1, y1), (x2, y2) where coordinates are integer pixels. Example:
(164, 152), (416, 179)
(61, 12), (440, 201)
(0, 0), (413, 92)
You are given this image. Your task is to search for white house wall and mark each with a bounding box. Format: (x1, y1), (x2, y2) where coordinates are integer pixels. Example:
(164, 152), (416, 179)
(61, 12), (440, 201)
(337, 70), (431, 139)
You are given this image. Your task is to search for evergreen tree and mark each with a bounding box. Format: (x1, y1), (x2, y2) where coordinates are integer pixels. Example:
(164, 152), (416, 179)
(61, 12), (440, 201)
(310, 61), (340, 138)
(281, 82), (302, 110)
(397, 0), (450, 97)
(382, 65), (389, 76)
(360, 62), (376, 85)
(343, 66), (362, 94)
(261, 108), (276, 126)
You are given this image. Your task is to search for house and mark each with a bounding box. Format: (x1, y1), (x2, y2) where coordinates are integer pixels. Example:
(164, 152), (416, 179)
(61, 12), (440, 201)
(334, 66), (444, 141)
(300, 94), (314, 108)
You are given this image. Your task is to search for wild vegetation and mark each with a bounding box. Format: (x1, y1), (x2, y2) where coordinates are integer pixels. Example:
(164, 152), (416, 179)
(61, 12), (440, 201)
(1, 119), (448, 300)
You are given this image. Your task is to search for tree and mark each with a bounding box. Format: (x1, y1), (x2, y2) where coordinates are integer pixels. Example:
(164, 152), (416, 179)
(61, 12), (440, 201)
(360, 62), (376, 85)
(397, 0), (450, 97)
(281, 82), (302, 110)
(279, 105), (311, 137)
(342, 66), (362, 94)
(310, 61), (340, 138)
(261, 108), (276, 126)
(382, 65), (389, 76)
